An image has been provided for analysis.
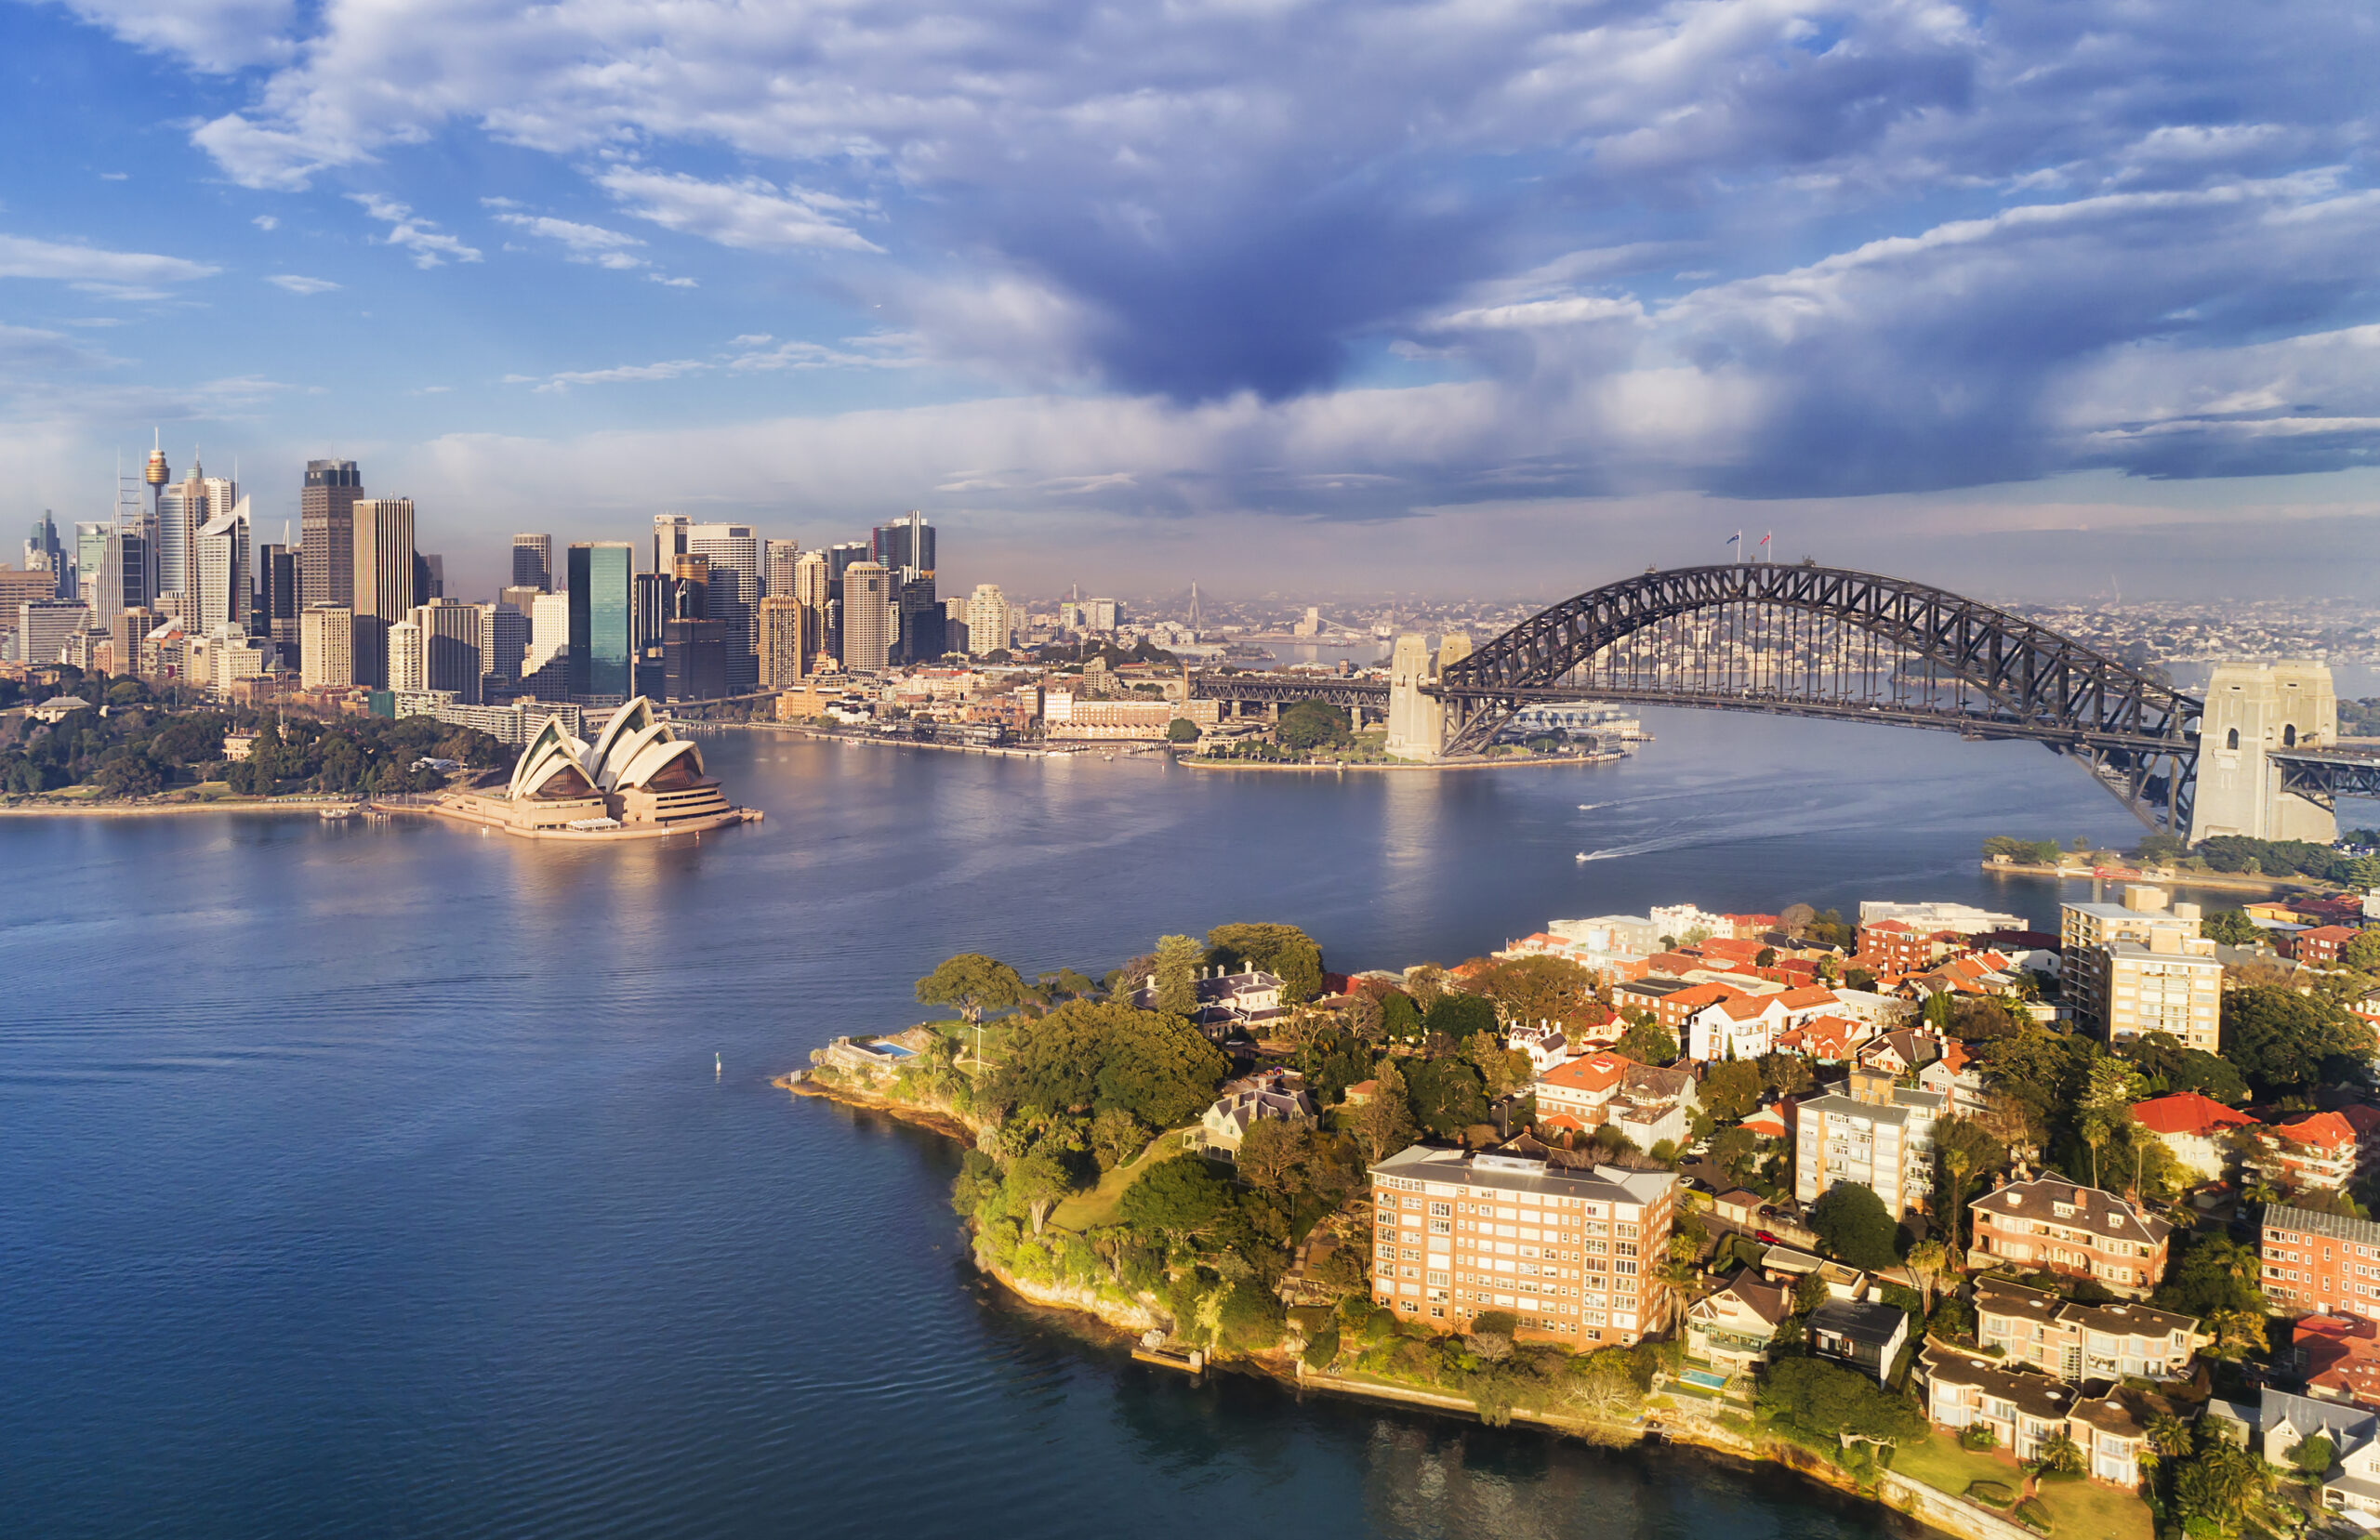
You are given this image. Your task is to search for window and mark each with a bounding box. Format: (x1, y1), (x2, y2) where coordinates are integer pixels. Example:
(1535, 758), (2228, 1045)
(1429, 1219), (1451, 1235)
(1430, 1202), (1451, 1218)
(2286, 724), (2298, 746)
(2227, 728), (2240, 750)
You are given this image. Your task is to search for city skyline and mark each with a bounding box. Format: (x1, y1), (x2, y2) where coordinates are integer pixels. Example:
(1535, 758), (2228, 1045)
(3, 2), (2377, 602)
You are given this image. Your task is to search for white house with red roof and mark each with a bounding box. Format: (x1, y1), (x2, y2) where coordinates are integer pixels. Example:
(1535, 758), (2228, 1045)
(1533, 1050), (1629, 1129)
(2254, 1111), (2366, 1193)
(1686, 993), (1792, 1062)
(2128, 1092), (2257, 1182)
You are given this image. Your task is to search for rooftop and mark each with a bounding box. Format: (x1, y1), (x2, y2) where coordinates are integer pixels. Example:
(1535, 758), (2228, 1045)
(1369, 1145), (1674, 1207)
(2131, 1090), (2258, 1138)
(2268, 1204), (2380, 1249)
(1971, 1177), (2171, 1244)
(1973, 1275), (2197, 1340)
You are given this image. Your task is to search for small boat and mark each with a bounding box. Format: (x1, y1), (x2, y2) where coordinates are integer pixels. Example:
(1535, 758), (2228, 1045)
(1575, 851), (1588, 862)
(320, 804), (358, 821)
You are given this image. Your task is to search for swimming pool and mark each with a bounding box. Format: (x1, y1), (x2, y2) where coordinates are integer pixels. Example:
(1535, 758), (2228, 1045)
(1678, 1368), (1731, 1390)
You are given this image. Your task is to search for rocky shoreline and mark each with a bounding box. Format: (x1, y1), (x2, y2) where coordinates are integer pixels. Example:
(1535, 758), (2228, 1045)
(782, 1069), (2025, 1540)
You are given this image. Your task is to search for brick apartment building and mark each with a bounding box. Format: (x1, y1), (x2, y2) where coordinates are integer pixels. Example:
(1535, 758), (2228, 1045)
(1856, 920), (1964, 975)
(2264, 1204), (2380, 1321)
(1967, 1176), (2172, 1296)
(1369, 1146), (1676, 1346)
(1972, 1276), (2198, 1381)
(2294, 926), (2369, 967)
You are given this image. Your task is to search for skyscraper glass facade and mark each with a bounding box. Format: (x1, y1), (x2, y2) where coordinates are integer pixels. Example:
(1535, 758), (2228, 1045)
(568, 542), (634, 700)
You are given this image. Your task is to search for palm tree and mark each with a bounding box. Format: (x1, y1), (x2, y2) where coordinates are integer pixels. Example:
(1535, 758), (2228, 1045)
(1904, 1240), (1950, 1318)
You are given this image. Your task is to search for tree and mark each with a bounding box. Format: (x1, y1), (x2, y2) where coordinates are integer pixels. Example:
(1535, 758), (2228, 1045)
(2202, 909), (2265, 947)
(2076, 1057), (2145, 1189)
(1380, 991), (1423, 1042)
(1461, 954), (1605, 1038)
(1166, 717), (1201, 744)
(1153, 933), (1205, 1016)
(2173, 1438), (2267, 1532)
(2031, 1431), (2085, 1476)
(1933, 1117), (2004, 1253)
(1422, 991), (1496, 1041)
(1808, 1182), (1899, 1270)
(2155, 1234), (2270, 1358)
(993, 997), (1231, 1127)
(1354, 1061), (1418, 1162)
(1234, 1117), (1307, 1195)
(1403, 1057), (1488, 1139)
(1462, 1031), (1527, 1099)
(1699, 1060), (1763, 1125)
(1903, 1240), (1951, 1315)
(1614, 1017), (1678, 1065)
(1090, 1107), (1149, 1170)
(1010, 1146), (1080, 1234)
(2345, 932), (2380, 973)
(2223, 986), (2374, 1097)
(1756, 1357), (1927, 1446)
(1565, 1346), (1654, 1420)
(2291, 1434), (2335, 1481)
(1276, 699), (1349, 751)
(916, 954), (1026, 1024)
(1120, 1155), (1234, 1242)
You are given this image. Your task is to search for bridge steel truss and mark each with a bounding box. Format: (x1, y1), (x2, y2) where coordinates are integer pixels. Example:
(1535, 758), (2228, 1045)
(1435, 563), (2203, 829)
(2272, 749), (2380, 806)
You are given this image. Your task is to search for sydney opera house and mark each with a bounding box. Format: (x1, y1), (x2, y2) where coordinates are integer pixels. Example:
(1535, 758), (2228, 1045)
(434, 698), (754, 838)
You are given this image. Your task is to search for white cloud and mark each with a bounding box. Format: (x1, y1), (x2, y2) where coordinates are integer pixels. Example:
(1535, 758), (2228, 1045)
(647, 273), (697, 287)
(488, 210), (649, 270)
(348, 195), (483, 269)
(253, 214), (279, 231)
(596, 167), (880, 255)
(266, 273), (340, 295)
(0, 233), (218, 300)
(40, 0), (297, 72)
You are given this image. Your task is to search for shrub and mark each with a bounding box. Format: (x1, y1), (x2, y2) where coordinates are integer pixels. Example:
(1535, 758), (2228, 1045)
(1302, 1326), (1341, 1371)
(1966, 1480), (2016, 1507)
(1959, 1424), (1999, 1452)
(2013, 1497), (2052, 1533)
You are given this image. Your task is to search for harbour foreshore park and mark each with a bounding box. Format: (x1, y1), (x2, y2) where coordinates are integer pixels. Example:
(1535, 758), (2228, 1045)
(800, 887), (2380, 1540)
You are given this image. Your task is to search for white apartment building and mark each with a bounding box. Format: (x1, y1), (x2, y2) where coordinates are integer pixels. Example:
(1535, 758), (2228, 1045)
(964, 583), (1012, 657)
(2062, 888), (2209, 1033)
(1793, 1069), (1944, 1217)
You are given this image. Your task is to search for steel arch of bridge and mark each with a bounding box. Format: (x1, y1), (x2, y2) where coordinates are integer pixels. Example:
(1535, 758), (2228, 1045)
(1426, 563), (2204, 830)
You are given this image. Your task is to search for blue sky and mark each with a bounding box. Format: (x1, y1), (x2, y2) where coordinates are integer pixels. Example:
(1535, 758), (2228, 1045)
(4, 0), (2377, 602)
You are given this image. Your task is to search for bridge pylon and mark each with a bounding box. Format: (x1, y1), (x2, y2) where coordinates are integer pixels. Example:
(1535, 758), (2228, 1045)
(1385, 631), (1471, 759)
(2188, 661), (2339, 844)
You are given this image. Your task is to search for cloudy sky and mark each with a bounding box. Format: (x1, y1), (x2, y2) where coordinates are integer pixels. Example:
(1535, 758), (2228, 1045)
(4, 0), (2376, 603)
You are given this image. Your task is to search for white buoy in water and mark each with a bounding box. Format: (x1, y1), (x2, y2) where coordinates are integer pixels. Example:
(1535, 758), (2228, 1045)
(715, 1053), (721, 1079)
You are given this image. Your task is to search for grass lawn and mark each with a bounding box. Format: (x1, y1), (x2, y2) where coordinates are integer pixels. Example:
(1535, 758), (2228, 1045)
(1891, 1433), (2152, 1540)
(1050, 1125), (1197, 1231)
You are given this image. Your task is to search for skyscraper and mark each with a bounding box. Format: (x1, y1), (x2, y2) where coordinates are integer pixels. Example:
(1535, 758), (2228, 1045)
(654, 513), (690, 564)
(74, 521), (109, 606)
(839, 561), (893, 672)
(510, 533), (554, 592)
(300, 459), (362, 610)
(685, 522), (760, 691)
(193, 497), (251, 634)
(826, 541), (869, 595)
(764, 538), (801, 598)
(95, 529), (148, 630)
(872, 512), (934, 577)
(482, 601), (529, 691)
(25, 512), (68, 599)
(157, 465), (235, 608)
(897, 573), (943, 663)
(413, 598), (485, 703)
(254, 543), (299, 665)
(350, 497), (416, 687)
(416, 552), (444, 601)
(759, 595), (811, 689)
(567, 541), (633, 701)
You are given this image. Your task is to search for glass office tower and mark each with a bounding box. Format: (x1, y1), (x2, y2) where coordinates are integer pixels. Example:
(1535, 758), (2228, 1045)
(567, 541), (634, 701)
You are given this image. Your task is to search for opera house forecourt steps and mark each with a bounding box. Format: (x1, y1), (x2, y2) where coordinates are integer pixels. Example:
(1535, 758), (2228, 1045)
(430, 698), (760, 840)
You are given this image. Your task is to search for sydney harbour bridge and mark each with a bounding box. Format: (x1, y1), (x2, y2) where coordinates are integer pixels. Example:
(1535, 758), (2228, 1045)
(1190, 563), (2380, 841)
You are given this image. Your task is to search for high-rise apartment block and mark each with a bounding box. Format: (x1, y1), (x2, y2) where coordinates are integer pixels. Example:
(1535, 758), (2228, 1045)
(964, 583), (1012, 657)
(1794, 1067), (1944, 1216)
(839, 560), (892, 671)
(254, 543), (298, 665)
(16, 599), (90, 668)
(300, 604), (354, 691)
(1368, 1146), (1676, 1346)
(511, 533), (554, 592)
(482, 602), (529, 690)
(300, 459), (361, 609)
(2062, 888), (2211, 1038)
(388, 618), (426, 693)
(567, 542), (634, 701)
(759, 596), (811, 689)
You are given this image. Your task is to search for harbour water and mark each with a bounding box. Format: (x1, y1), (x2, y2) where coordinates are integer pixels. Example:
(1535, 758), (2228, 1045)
(0, 708), (2332, 1537)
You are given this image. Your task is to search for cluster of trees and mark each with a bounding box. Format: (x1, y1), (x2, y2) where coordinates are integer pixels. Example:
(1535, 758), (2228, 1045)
(1302, 1299), (1667, 1427)
(0, 688), (509, 798)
